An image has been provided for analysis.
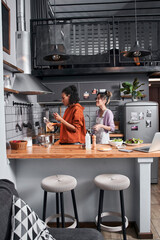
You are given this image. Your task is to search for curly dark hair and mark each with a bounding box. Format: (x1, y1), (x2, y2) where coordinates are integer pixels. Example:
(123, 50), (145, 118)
(62, 85), (79, 104)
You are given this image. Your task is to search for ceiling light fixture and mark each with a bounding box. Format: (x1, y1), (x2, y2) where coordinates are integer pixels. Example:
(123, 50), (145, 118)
(124, 0), (151, 58)
(43, 0), (69, 62)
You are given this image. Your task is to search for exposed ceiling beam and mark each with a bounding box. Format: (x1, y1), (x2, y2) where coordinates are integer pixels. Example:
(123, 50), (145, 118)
(51, 0), (160, 7)
(53, 7), (160, 15)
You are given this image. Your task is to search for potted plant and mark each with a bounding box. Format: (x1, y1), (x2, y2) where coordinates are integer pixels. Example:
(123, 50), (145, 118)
(120, 78), (145, 101)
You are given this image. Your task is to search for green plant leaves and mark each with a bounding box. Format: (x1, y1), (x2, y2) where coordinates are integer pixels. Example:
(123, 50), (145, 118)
(120, 78), (145, 99)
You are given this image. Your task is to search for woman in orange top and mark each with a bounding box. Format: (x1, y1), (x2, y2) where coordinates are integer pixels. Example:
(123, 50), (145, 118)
(47, 85), (86, 144)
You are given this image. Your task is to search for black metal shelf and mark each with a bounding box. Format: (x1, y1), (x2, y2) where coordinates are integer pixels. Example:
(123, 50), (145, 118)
(32, 66), (160, 77)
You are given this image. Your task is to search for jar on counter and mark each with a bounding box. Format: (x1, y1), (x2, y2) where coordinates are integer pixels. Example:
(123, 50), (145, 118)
(3, 75), (11, 88)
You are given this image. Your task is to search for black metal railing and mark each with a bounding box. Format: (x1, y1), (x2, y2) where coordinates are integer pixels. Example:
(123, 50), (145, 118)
(30, 15), (160, 73)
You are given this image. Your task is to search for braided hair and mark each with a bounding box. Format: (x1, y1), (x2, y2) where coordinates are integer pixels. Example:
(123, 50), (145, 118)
(62, 85), (79, 104)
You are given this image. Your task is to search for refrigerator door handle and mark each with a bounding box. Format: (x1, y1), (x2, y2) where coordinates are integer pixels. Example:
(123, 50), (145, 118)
(128, 120), (140, 124)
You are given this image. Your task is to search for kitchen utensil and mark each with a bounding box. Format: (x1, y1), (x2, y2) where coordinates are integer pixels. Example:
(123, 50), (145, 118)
(15, 106), (22, 132)
(38, 135), (51, 145)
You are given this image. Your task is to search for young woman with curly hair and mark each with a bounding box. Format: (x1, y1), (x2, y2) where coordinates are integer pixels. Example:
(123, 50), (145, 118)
(46, 85), (86, 144)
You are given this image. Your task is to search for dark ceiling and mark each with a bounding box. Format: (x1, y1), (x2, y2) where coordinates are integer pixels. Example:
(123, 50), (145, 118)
(48, 0), (160, 19)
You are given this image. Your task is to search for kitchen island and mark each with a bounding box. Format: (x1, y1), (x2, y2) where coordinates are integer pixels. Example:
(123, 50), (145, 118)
(7, 144), (160, 239)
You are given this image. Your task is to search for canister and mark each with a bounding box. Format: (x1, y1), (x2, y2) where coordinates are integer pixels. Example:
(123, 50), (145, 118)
(3, 75), (11, 88)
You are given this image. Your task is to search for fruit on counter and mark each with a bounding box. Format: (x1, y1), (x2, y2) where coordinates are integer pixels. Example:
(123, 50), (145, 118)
(125, 138), (143, 144)
(111, 138), (123, 142)
(12, 140), (23, 143)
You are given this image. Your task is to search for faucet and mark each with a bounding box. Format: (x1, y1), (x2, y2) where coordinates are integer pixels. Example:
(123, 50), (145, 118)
(85, 114), (91, 133)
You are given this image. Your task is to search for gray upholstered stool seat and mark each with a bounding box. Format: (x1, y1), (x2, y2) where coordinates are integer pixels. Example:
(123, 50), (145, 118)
(41, 174), (79, 228)
(41, 175), (77, 193)
(94, 174), (130, 191)
(94, 174), (130, 240)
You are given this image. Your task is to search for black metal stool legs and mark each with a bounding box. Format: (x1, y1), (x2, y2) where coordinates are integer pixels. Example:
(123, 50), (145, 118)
(97, 189), (104, 231)
(60, 192), (65, 228)
(42, 190), (47, 221)
(120, 190), (127, 240)
(71, 189), (79, 228)
(56, 193), (60, 228)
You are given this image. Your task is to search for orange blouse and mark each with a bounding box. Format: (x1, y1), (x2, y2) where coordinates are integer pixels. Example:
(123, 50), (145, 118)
(60, 103), (86, 144)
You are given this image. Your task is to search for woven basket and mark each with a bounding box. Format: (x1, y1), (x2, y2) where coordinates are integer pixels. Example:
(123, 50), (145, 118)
(9, 140), (27, 150)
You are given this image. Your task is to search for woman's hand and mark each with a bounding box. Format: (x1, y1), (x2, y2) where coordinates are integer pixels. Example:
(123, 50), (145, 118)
(46, 122), (54, 131)
(93, 124), (103, 132)
(53, 112), (76, 132)
(53, 112), (63, 122)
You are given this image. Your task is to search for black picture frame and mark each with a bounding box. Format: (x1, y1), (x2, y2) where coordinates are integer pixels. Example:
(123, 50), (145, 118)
(2, 0), (10, 54)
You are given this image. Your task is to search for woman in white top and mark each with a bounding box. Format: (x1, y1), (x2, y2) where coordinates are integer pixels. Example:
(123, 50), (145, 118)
(93, 91), (115, 144)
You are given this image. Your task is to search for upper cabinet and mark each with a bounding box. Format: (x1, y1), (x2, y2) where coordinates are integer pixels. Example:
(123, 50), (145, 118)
(37, 81), (121, 104)
(79, 81), (120, 102)
(37, 82), (79, 103)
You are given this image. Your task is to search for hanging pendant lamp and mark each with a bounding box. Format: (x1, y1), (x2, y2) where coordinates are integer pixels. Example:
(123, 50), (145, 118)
(43, 0), (69, 62)
(124, 0), (151, 58)
(43, 44), (69, 61)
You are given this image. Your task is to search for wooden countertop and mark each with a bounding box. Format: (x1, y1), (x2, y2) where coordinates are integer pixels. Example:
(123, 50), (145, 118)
(109, 133), (123, 137)
(36, 133), (124, 138)
(6, 144), (160, 159)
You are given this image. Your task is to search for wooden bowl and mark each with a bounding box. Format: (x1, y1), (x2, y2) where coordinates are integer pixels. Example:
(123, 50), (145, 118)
(9, 140), (27, 150)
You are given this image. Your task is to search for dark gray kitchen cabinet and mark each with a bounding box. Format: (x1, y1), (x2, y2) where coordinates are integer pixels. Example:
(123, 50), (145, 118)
(37, 82), (79, 103)
(37, 81), (121, 103)
(79, 81), (121, 102)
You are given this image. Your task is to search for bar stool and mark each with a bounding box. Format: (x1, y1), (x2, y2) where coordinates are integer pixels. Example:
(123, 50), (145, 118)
(41, 174), (79, 228)
(94, 174), (130, 240)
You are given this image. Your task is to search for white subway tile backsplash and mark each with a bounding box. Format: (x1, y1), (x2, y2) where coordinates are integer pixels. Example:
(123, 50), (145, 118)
(89, 106), (98, 112)
(83, 107), (90, 112)
(5, 103), (44, 141)
(89, 112), (97, 117)
(5, 100), (121, 142)
(7, 130), (13, 139)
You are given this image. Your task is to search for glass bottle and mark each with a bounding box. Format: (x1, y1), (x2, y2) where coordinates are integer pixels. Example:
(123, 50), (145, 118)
(3, 75), (11, 88)
(85, 131), (91, 150)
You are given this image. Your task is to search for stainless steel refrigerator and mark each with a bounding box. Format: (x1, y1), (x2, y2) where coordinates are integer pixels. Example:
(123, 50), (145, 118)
(123, 101), (159, 183)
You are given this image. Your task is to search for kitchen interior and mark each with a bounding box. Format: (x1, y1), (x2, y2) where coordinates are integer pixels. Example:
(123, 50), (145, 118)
(1, 0), (160, 239)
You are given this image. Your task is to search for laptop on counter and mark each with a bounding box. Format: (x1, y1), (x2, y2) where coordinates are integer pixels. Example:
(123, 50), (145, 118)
(133, 132), (160, 153)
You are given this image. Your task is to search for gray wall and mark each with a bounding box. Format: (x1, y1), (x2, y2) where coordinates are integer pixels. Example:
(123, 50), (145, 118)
(0, 1), (16, 181)
(40, 73), (149, 132)
(1, 0), (32, 180)
(3, 0), (30, 67)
